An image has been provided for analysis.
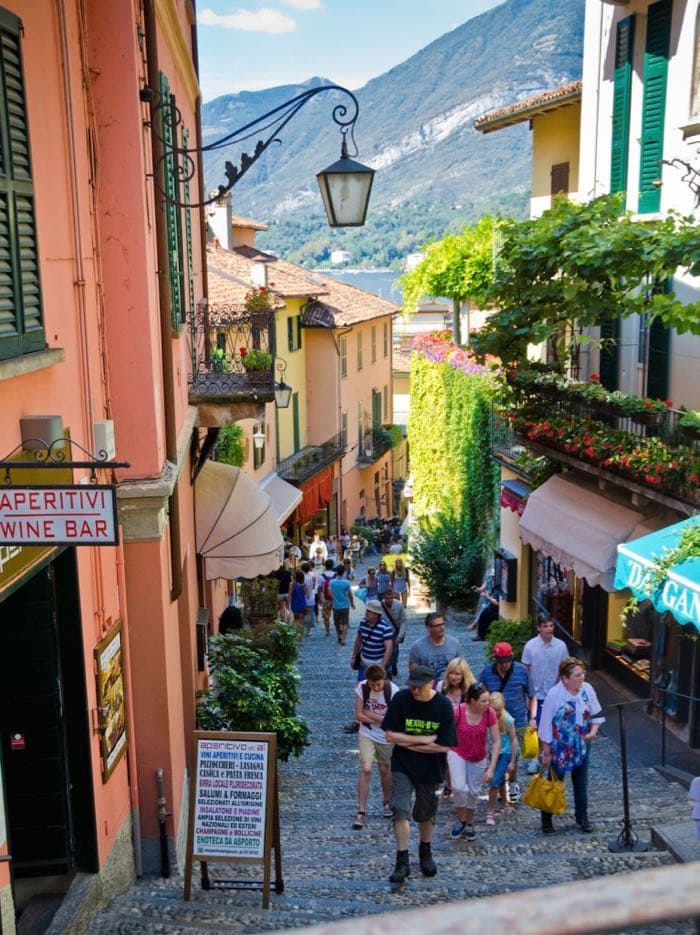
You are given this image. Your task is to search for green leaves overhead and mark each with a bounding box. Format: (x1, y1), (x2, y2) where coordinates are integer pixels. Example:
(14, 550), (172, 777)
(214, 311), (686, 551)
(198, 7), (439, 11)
(400, 216), (497, 314)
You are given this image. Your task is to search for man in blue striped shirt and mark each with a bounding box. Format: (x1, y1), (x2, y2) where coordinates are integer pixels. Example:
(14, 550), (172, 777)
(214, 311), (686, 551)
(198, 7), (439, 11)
(351, 600), (394, 682)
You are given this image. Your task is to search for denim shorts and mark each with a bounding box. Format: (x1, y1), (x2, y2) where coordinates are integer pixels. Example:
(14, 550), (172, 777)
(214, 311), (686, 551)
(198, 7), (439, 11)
(390, 769), (439, 823)
(489, 752), (512, 789)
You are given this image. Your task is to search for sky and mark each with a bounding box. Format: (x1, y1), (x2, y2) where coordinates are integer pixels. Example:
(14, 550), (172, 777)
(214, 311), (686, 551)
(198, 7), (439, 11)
(197, 0), (503, 101)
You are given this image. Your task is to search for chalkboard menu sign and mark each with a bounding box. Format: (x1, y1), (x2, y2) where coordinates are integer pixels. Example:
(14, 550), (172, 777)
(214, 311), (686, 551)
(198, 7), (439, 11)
(183, 731), (283, 906)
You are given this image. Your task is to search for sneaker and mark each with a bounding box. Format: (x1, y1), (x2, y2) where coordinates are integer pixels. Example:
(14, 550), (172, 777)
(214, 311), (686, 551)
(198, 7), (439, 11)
(463, 824), (476, 841)
(485, 811), (496, 826)
(508, 781), (521, 803)
(389, 853), (410, 884)
(382, 801), (394, 819)
(342, 722), (359, 733)
(576, 819), (594, 833)
(449, 820), (467, 840)
(352, 812), (365, 830)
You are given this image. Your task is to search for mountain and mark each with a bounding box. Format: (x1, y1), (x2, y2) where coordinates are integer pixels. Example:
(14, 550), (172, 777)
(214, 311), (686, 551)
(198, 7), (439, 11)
(201, 0), (584, 267)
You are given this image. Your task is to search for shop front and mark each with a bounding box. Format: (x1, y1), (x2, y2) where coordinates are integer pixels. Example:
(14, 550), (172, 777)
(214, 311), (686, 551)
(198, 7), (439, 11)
(615, 517), (700, 747)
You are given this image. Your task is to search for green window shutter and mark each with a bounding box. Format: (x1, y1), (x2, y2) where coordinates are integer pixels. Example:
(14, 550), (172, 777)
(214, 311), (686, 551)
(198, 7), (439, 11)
(647, 278), (670, 399)
(610, 16), (635, 198)
(598, 317), (620, 391)
(182, 127), (195, 320)
(292, 392), (300, 452)
(296, 315), (302, 350)
(372, 389), (381, 430)
(159, 72), (185, 330)
(638, 0), (672, 214)
(0, 11), (45, 361)
(287, 316), (294, 351)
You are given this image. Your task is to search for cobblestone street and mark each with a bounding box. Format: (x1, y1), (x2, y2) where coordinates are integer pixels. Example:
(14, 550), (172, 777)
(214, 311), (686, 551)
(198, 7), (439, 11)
(90, 565), (695, 934)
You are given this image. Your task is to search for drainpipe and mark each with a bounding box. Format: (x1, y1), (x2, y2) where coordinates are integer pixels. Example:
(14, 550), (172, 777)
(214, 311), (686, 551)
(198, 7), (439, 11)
(143, 0), (182, 601)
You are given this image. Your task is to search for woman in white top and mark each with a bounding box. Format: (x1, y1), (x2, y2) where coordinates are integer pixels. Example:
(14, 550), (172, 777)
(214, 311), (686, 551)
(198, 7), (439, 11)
(538, 656), (605, 835)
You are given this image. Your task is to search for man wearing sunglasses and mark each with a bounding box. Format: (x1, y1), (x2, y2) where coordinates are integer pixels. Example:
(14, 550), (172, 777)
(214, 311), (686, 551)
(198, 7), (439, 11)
(407, 612), (463, 682)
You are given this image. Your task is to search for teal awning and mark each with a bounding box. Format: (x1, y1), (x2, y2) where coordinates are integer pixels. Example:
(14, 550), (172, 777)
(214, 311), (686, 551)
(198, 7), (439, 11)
(614, 516), (700, 631)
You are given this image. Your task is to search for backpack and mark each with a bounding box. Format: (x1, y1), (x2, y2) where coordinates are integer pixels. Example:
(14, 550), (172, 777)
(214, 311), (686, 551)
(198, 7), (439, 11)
(322, 573), (333, 602)
(361, 681), (393, 708)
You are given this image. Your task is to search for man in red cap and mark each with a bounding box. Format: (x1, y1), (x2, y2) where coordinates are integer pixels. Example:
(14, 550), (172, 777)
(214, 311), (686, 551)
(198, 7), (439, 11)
(478, 641), (534, 800)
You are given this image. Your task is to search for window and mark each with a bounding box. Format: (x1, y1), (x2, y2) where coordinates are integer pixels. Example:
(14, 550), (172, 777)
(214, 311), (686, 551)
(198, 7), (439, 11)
(610, 15), (635, 198)
(383, 322), (389, 357)
(550, 162), (570, 196)
(340, 336), (347, 377)
(287, 314), (302, 352)
(371, 325), (377, 362)
(383, 384), (389, 421)
(341, 410), (348, 446)
(372, 389), (382, 430)
(356, 331), (363, 371)
(0, 9), (45, 361)
(638, 0), (672, 214)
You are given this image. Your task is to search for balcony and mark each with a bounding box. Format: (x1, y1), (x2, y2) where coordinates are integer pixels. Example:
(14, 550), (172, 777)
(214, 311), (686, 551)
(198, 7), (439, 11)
(188, 301), (275, 422)
(277, 432), (346, 485)
(357, 427), (395, 465)
(492, 386), (700, 510)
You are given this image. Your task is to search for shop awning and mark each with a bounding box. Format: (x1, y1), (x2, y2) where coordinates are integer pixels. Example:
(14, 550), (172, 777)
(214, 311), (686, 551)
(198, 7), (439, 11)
(296, 466), (334, 524)
(260, 472), (303, 524)
(500, 478), (531, 516)
(614, 516), (700, 631)
(519, 475), (646, 591)
(195, 460), (284, 581)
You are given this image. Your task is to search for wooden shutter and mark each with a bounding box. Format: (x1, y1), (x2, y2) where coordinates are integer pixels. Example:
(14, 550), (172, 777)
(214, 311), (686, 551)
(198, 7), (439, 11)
(159, 72), (185, 330)
(638, 0), (672, 214)
(0, 10), (45, 360)
(610, 16), (635, 198)
(287, 316), (294, 351)
(550, 162), (570, 196)
(182, 127), (195, 322)
(647, 279), (670, 399)
(292, 392), (300, 452)
(296, 315), (302, 350)
(372, 389), (382, 430)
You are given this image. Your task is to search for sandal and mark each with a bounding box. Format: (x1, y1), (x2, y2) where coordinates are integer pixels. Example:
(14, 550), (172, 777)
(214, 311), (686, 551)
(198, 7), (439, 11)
(441, 785), (452, 800)
(352, 811), (365, 830)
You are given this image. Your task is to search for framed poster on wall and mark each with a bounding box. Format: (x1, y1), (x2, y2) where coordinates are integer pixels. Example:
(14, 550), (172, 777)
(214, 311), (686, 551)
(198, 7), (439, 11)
(95, 620), (127, 782)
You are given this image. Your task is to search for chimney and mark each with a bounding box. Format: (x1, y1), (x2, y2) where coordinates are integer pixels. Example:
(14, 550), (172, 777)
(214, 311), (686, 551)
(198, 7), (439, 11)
(207, 191), (233, 250)
(250, 262), (268, 289)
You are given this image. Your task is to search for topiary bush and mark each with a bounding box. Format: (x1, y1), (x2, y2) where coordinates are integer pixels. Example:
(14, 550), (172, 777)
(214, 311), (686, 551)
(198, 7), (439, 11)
(196, 623), (310, 761)
(485, 617), (535, 662)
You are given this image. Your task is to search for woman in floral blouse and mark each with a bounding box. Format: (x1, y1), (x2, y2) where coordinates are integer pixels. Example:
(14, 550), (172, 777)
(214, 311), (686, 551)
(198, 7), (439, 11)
(537, 657), (605, 835)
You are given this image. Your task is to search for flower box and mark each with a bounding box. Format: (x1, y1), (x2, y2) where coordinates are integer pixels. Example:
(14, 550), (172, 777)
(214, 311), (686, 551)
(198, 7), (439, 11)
(630, 410), (666, 427)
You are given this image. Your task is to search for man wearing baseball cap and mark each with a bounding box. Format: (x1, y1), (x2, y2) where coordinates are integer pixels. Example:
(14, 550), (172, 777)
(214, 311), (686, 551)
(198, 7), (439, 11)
(381, 664), (457, 885)
(478, 642), (534, 798)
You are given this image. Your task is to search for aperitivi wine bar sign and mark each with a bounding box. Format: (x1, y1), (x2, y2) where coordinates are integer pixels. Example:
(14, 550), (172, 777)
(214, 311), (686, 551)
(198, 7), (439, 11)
(0, 485), (118, 546)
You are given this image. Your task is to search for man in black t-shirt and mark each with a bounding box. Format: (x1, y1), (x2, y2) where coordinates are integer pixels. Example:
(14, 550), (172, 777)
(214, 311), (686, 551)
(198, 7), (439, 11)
(381, 665), (457, 884)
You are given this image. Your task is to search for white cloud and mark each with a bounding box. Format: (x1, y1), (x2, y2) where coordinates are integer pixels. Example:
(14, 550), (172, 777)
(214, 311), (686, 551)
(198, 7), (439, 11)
(198, 7), (296, 33)
(280, 0), (323, 10)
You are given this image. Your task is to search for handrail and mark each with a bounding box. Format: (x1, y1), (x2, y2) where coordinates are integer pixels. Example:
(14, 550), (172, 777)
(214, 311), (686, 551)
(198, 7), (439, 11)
(266, 861), (700, 935)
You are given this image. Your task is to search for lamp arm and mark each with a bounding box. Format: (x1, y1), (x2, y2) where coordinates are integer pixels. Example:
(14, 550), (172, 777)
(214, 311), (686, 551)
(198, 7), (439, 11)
(142, 84), (361, 209)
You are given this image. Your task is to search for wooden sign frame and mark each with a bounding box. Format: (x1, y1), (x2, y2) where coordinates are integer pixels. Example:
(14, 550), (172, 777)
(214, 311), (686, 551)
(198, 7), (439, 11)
(183, 731), (283, 907)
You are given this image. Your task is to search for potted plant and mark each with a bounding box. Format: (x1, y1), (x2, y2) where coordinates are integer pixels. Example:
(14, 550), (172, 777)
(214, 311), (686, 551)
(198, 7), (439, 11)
(210, 347), (228, 373)
(241, 348), (273, 372)
(239, 576), (280, 630)
(678, 410), (700, 441)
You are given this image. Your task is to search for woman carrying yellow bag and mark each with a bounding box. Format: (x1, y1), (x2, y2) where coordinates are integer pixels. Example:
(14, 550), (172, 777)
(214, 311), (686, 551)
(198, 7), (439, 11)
(536, 657), (605, 836)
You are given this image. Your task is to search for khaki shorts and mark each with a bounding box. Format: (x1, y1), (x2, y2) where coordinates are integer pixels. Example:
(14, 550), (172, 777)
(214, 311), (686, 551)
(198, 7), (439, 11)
(358, 734), (393, 767)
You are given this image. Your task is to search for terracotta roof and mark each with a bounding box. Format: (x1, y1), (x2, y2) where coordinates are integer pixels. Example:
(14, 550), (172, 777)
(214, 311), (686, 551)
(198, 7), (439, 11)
(474, 80), (582, 133)
(207, 243), (327, 300)
(231, 214), (268, 231)
(206, 244), (399, 326)
(300, 271), (399, 328)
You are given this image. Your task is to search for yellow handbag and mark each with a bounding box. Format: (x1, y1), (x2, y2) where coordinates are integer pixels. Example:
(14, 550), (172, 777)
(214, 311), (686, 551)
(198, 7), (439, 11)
(521, 726), (539, 759)
(522, 767), (567, 814)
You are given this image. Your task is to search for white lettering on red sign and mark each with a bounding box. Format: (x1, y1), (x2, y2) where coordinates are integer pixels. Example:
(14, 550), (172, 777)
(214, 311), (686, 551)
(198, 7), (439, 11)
(0, 487), (117, 545)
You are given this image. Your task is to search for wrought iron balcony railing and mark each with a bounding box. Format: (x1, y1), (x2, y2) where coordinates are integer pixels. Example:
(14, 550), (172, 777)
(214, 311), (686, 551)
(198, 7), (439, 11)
(187, 300), (275, 402)
(491, 391), (700, 509)
(277, 431), (346, 485)
(357, 427), (394, 464)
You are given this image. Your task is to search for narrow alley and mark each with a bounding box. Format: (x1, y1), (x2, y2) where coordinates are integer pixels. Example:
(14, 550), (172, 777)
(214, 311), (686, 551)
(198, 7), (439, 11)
(90, 563), (693, 935)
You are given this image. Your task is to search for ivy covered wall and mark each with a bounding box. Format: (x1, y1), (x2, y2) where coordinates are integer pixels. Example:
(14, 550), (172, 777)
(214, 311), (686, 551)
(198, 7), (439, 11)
(408, 333), (500, 536)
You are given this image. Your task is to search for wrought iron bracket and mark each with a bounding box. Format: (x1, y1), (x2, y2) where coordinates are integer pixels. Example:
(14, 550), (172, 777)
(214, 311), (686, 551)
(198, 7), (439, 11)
(0, 437), (130, 485)
(661, 154), (700, 208)
(140, 83), (361, 209)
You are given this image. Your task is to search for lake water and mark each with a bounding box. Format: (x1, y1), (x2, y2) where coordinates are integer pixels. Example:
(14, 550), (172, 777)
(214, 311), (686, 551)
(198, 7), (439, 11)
(314, 268), (403, 303)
